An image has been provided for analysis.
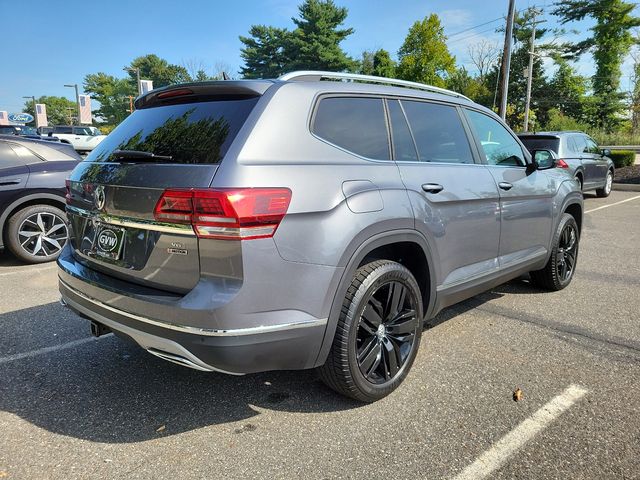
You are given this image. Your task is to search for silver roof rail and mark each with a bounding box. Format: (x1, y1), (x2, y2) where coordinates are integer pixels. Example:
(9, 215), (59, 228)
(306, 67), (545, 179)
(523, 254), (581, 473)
(278, 70), (471, 101)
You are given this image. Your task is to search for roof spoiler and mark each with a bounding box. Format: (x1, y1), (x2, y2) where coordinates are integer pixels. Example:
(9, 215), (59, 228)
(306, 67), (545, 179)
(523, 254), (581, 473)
(135, 80), (274, 109)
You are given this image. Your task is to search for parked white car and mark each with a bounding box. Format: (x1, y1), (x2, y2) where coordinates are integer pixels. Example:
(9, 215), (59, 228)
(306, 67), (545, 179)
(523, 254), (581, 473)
(39, 126), (106, 153)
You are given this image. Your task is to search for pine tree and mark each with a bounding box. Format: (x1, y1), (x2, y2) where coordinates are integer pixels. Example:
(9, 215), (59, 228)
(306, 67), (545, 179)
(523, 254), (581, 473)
(239, 26), (292, 79)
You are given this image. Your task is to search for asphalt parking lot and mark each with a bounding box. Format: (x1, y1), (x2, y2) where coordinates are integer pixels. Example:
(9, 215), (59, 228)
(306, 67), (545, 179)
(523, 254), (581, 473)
(1, 191), (639, 479)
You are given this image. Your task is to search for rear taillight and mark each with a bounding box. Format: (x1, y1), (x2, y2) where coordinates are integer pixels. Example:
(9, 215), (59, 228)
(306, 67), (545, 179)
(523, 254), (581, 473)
(65, 179), (71, 204)
(556, 159), (569, 169)
(154, 188), (292, 240)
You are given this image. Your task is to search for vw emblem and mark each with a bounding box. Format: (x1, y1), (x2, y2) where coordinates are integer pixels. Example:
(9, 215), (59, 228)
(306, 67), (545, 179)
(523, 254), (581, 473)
(94, 185), (106, 211)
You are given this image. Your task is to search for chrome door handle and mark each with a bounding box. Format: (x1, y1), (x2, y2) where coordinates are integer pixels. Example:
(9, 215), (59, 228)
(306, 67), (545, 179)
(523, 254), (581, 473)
(422, 183), (444, 194)
(498, 182), (513, 191)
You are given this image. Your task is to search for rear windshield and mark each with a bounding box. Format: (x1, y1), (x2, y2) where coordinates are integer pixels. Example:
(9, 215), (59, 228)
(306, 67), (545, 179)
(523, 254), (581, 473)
(519, 136), (560, 154)
(85, 98), (259, 164)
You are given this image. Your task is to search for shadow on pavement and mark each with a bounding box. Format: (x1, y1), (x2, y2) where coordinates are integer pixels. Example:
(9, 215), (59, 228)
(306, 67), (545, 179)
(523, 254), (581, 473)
(0, 303), (362, 444)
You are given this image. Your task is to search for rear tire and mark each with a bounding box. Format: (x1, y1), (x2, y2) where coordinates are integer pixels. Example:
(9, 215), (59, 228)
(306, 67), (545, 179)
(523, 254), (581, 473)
(5, 205), (69, 264)
(529, 213), (579, 291)
(318, 260), (423, 402)
(596, 170), (613, 197)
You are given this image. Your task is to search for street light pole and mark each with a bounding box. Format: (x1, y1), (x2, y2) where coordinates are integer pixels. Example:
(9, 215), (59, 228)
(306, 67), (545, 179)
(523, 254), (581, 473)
(64, 84), (80, 125)
(498, 0), (516, 121)
(22, 96), (37, 128)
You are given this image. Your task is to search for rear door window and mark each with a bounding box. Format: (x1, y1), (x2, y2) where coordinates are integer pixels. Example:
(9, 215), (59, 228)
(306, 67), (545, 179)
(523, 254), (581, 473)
(312, 97), (390, 160)
(54, 126), (73, 134)
(400, 100), (474, 164)
(387, 100), (418, 162)
(0, 143), (27, 168)
(85, 98), (259, 164)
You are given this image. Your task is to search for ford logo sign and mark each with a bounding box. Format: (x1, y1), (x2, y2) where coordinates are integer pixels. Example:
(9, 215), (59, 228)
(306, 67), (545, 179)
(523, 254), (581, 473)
(8, 113), (34, 123)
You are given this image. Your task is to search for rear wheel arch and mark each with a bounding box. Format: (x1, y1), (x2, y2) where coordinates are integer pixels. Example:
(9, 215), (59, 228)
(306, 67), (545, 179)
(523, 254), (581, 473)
(564, 202), (583, 235)
(0, 193), (66, 247)
(314, 230), (436, 367)
(574, 170), (584, 189)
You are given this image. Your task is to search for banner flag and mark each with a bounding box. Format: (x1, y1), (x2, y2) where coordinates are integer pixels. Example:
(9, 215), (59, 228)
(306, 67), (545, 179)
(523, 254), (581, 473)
(36, 104), (48, 127)
(140, 80), (153, 95)
(79, 95), (92, 124)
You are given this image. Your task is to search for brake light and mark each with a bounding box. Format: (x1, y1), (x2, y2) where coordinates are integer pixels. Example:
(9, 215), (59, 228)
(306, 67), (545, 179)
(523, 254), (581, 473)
(154, 188), (292, 240)
(65, 179), (71, 204)
(556, 159), (569, 169)
(156, 88), (194, 99)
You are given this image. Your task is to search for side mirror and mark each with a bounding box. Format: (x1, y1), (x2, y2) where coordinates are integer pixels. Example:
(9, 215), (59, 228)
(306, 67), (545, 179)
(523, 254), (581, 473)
(601, 148), (611, 157)
(528, 149), (556, 172)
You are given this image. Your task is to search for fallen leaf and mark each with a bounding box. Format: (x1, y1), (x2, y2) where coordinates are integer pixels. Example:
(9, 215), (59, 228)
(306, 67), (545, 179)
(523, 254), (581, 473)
(156, 425), (166, 433)
(513, 388), (523, 402)
(0, 471), (8, 478)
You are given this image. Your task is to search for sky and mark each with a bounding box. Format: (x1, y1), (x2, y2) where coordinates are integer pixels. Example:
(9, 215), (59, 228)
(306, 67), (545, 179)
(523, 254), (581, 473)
(1, 0), (636, 113)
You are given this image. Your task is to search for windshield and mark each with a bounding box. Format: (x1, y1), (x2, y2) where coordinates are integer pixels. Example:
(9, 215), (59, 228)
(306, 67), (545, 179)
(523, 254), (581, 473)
(0, 125), (38, 135)
(85, 98), (258, 164)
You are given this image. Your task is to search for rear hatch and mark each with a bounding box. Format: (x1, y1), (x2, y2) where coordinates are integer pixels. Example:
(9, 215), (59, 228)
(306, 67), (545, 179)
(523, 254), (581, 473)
(518, 135), (560, 155)
(65, 83), (267, 294)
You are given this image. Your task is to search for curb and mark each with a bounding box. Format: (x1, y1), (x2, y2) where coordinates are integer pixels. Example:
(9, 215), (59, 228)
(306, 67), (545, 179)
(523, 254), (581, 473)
(613, 183), (640, 192)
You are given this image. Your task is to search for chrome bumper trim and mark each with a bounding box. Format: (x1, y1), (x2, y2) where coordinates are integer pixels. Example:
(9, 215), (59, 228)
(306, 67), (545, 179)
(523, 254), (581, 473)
(66, 205), (196, 236)
(59, 278), (327, 337)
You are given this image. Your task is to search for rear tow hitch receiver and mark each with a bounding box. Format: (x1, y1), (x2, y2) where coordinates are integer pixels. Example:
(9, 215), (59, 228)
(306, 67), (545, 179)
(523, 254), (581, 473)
(90, 321), (111, 337)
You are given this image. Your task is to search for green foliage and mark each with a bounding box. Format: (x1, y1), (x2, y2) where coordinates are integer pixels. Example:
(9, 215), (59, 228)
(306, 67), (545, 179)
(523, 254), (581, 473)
(372, 49), (396, 78)
(543, 108), (590, 132)
(358, 50), (375, 75)
(240, 26), (292, 78)
(288, 0), (355, 71)
(83, 73), (134, 126)
(23, 96), (77, 126)
(239, 0), (354, 77)
(128, 54), (190, 88)
(446, 67), (490, 102)
(547, 59), (588, 121)
(553, 0), (640, 131)
(609, 150), (636, 168)
(396, 14), (455, 87)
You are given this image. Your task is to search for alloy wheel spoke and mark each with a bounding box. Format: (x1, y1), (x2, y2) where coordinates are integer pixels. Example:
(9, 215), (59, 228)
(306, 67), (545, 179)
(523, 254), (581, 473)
(46, 223), (65, 236)
(363, 303), (383, 328)
(42, 237), (62, 251)
(386, 282), (406, 319)
(33, 236), (43, 255)
(18, 230), (40, 238)
(36, 213), (45, 232)
(387, 310), (417, 335)
(381, 338), (400, 380)
(359, 340), (382, 376)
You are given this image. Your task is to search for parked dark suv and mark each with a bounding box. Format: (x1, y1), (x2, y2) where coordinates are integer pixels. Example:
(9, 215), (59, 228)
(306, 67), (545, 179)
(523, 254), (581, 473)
(518, 131), (614, 197)
(0, 136), (81, 263)
(58, 72), (583, 401)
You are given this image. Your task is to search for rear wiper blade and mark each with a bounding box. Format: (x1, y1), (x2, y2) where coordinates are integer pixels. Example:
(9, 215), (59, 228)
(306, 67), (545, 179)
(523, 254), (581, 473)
(112, 149), (173, 162)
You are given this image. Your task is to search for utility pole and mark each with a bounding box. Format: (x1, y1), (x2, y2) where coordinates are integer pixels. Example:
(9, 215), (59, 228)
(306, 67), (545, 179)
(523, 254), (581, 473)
(22, 96), (37, 127)
(523, 10), (544, 132)
(499, 0), (516, 121)
(124, 67), (142, 96)
(126, 96), (135, 113)
(64, 84), (80, 125)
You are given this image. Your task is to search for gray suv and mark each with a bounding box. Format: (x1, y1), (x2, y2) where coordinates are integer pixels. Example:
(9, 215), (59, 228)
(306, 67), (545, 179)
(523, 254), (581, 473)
(58, 71), (583, 402)
(518, 131), (615, 197)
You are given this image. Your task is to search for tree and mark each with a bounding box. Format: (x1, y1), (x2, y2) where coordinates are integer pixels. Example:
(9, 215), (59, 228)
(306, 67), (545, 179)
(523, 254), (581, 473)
(357, 50), (375, 75)
(468, 40), (500, 82)
(372, 49), (396, 78)
(396, 14), (455, 87)
(23, 96), (78, 126)
(547, 58), (588, 121)
(287, 0), (355, 71)
(447, 67), (491, 102)
(127, 54), (190, 89)
(83, 73), (134, 125)
(240, 26), (292, 78)
(553, 0), (640, 130)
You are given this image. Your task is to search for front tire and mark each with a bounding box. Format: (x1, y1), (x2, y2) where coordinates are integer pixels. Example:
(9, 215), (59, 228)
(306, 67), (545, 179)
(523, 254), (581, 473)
(596, 170), (613, 197)
(5, 205), (69, 264)
(529, 213), (579, 291)
(318, 260), (423, 402)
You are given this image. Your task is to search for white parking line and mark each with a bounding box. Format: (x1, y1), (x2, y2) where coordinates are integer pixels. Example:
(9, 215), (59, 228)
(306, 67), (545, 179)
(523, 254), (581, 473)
(0, 264), (56, 277)
(585, 194), (640, 213)
(0, 336), (102, 365)
(453, 384), (588, 480)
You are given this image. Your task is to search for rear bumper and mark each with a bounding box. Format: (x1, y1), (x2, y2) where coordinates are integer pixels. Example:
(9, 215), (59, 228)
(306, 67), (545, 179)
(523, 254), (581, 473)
(57, 244), (337, 374)
(60, 277), (327, 374)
